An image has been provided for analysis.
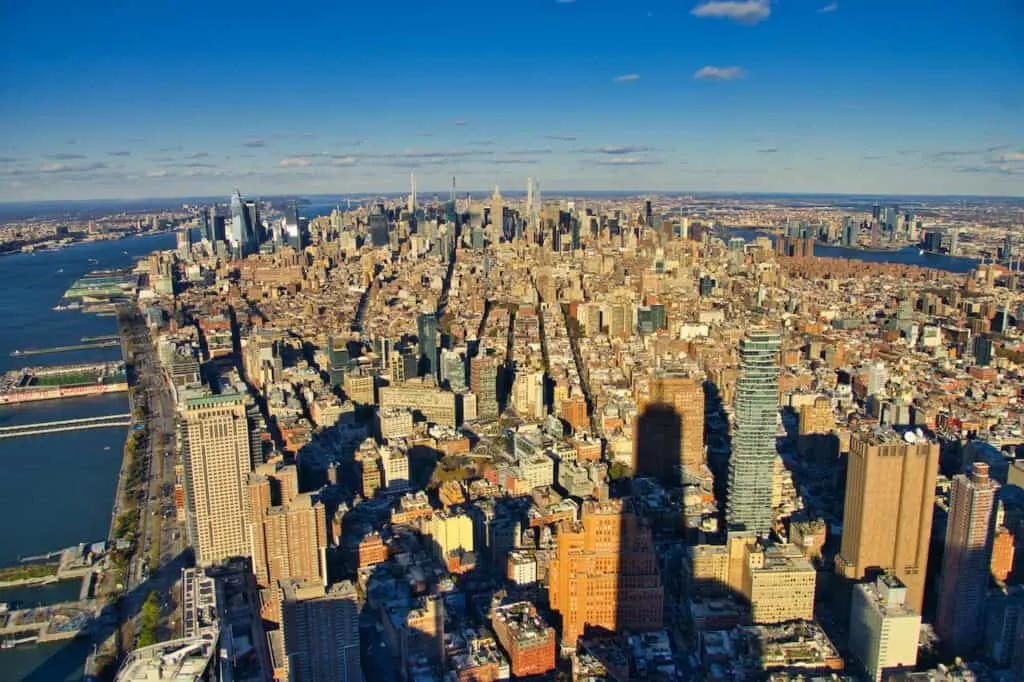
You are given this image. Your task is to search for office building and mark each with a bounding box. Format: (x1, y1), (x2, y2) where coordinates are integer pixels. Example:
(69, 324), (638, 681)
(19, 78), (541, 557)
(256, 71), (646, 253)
(182, 393), (253, 567)
(973, 336), (993, 367)
(835, 429), (939, 613)
(248, 463), (328, 590)
(283, 204), (302, 250)
(491, 602), (556, 678)
(417, 313), (438, 378)
(470, 355), (500, 419)
(849, 574), (921, 682)
(727, 329), (781, 534)
(230, 189), (252, 257)
(650, 368), (705, 475)
(936, 462), (999, 656)
(379, 379), (457, 427)
(744, 543), (817, 624)
(549, 499), (663, 647)
(843, 217), (857, 247)
(281, 579), (361, 682)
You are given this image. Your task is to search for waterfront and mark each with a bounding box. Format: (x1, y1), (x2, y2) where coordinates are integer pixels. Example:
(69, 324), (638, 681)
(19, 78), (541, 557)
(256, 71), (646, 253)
(723, 227), (981, 273)
(0, 232), (174, 681)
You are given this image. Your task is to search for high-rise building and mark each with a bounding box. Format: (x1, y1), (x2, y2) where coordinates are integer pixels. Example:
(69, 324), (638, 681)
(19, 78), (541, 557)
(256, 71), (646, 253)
(416, 313), (438, 378)
(974, 336), (993, 367)
(843, 217), (857, 247)
(491, 184), (504, 233)
(230, 189), (251, 257)
(281, 578), (361, 682)
(283, 204), (302, 250)
(727, 329), (781, 534)
(248, 463), (328, 590)
(470, 354), (499, 419)
(936, 462), (999, 656)
(835, 429), (939, 613)
(849, 574), (921, 682)
(548, 499), (663, 647)
(182, 393), (253, 566)
(245, 199), (261, 246)
(636, 369), (704, 485)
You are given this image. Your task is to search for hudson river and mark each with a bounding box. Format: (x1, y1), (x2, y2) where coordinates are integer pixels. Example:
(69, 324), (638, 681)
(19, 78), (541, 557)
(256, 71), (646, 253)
(0, 232), (174, 681)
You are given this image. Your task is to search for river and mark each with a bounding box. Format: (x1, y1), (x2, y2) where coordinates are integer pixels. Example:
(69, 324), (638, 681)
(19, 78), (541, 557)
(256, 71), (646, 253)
(0, 232), (175, 681)
(722, 227), (980, 274)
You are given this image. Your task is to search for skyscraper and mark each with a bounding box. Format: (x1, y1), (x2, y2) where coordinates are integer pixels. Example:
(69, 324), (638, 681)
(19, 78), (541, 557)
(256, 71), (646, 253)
(182, 393), (253, 566)
(936, 462), (999, 656)
(417, 313), (438, 378)
(635, 369), (705, 485)
(283, 204), (302, 250)
(230, 189), (250, 257)
(727, 329), (781, 534)
(281, 579), (361, 682)
(835, 429), (939, 613)
(248, 463), (328, 590)
(548, 499), (663, 647)
(491, 184), (503, 233)
(843, 217), (857, 247)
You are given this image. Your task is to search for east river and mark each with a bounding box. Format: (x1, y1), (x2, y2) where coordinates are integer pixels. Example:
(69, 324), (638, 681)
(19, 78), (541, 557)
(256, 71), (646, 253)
(0, 232), (174, 681)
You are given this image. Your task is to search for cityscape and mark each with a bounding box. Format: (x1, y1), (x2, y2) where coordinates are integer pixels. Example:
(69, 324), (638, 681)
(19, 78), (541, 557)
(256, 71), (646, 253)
(1, 1), (1023, 682)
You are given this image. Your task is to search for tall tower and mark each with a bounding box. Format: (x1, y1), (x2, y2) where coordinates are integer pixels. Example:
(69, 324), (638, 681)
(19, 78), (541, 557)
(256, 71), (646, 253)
(230, 189), (249, 257)
(409, 172), (416, 213)
(491, 184), (504, 233)
(835, 430), (939, 613)
(936, 462), (999, 655)
(727, 329), (781, 534)
(182, 393), (253, 566)
(526, 177), (534, 218)
(417, 312), (438, 379)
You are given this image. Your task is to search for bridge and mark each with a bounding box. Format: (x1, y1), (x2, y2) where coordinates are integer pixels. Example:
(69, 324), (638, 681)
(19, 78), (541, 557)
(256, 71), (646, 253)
(0, 413), (132, 439)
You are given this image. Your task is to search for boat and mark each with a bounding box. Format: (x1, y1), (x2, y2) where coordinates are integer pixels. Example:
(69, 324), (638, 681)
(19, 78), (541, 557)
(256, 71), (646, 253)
(88, 258), (99, 265)
(57, 268), (64, 273)
(919, 249), (925, 255)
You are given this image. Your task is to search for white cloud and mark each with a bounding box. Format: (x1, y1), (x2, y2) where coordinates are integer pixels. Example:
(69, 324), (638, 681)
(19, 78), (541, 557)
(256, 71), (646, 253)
(279, 157), (311, 168)
(694, 65), (747, 80)
(40, 163), (70, 173)
(330, 156), (357, 166)
(145, 169), (170, 178)
(817, 2), (838, 12)
(592, 157), (660, 166)
(612, 73), (640, 83)
(691, 0), (770, 24)
(997, 151), (1024, 163)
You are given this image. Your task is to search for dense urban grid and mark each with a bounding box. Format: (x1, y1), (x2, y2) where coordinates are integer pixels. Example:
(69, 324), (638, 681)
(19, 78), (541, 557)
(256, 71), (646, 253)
(11, 183), (1024, 682)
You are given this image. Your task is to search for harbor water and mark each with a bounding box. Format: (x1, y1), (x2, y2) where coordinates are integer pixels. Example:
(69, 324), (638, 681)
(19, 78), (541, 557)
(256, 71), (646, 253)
(0, 232), (174, 681)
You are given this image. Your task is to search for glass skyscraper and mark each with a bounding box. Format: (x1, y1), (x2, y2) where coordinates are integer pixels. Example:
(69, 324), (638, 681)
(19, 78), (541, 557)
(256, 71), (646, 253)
(727, 328), (781, 534)
(417, 313), (438, 379)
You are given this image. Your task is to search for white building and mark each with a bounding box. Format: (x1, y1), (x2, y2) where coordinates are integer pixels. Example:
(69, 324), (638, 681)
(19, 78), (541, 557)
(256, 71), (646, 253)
(380, 446), (410, 493)
(849, 574), (921, 682)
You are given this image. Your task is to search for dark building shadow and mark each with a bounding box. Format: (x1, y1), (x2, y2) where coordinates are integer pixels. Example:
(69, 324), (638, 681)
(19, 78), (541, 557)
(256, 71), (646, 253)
(633, 403), (682, 488)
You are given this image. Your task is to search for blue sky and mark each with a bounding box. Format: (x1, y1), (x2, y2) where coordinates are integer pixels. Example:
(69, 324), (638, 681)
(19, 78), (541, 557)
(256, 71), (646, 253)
(1, 0), (1022, 200)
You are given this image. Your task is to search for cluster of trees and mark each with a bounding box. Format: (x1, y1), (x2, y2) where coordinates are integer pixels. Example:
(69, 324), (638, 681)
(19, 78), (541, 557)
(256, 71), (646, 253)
(136, 591), (161, 648)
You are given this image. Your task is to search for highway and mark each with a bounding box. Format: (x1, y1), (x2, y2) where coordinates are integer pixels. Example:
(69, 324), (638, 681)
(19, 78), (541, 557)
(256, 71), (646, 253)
(116, 309), (188, 649)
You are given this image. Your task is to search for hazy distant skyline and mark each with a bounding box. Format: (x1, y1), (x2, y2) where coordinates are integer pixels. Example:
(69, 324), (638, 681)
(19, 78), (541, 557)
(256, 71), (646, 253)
(1, 0), (1022, 201)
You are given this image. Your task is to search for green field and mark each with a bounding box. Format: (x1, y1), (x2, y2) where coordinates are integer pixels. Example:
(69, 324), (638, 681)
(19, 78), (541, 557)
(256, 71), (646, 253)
(33, 371), (99, 386)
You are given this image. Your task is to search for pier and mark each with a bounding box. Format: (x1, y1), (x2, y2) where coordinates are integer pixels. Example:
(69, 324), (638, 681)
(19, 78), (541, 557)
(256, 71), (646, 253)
(0, 599), (98, 646)
(10, 341), (120, 357)
(80, 335), (120, 343)
(0, 414), (132, 439)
